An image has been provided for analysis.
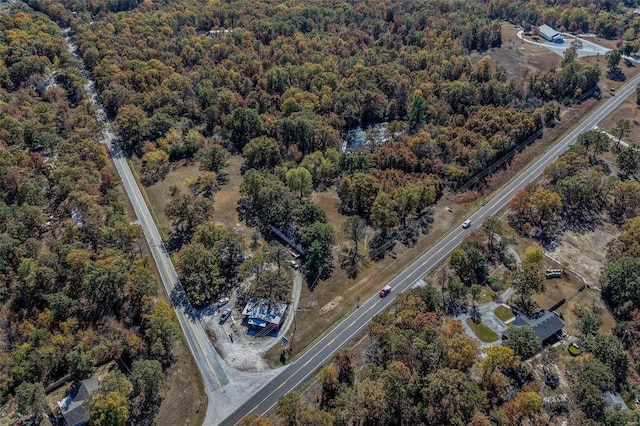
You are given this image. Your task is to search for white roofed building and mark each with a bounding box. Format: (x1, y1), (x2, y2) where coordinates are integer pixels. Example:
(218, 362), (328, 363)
(242, 298), (288, 332)
(538, 25), (564, 43)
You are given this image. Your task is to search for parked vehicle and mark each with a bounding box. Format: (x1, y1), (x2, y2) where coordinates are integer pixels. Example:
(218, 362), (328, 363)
(219, 308), (231, 324)
(217, 297), (229, 307)
(379, 285), (392, 297)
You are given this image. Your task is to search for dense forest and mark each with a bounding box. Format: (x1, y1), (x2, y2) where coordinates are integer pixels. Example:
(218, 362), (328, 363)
(0, 8), (178, 425)
(7, 0), (640, 423)
(24, 0), (620, 305)
(31, 0), (605, 188)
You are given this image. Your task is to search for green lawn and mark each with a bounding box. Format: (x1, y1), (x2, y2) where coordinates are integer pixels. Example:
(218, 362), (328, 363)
(494, 305), (515, 322)
(466, 318), (499, 343)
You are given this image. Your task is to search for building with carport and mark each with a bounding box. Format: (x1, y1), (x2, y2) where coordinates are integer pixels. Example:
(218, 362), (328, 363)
(242, 298), (288, 335)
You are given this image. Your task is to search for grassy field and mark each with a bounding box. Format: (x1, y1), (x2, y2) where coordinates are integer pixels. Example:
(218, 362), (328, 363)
(494, 305), (515, 322)
(466, 318), (500, 343)
(471, 24), (561, 77)
(599, 96), (640, 145)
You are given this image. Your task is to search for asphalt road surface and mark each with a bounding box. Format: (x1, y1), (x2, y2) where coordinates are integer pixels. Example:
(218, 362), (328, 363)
(62, 30), (230, 399)
(222, 75), (640, 425)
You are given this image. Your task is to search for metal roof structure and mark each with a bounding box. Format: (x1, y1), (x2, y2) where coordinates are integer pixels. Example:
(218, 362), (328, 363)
(538, 25), (563, 42)
(513, 310), (564, 342)
(604, 391), (629, 411)
(242, 298), (288, 328)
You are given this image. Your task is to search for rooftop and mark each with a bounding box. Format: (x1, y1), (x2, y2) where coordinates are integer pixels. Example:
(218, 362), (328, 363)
(604, 391), (628, 411)
(242, 298), (287, 327)
(59, 378), (100, 426)
(513, 310), (564, 342)
(539, 24), (559, 37)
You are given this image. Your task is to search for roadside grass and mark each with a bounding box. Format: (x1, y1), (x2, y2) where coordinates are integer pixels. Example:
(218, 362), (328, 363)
(466, 318), (500, 343)
(266, 193), (465, 364)
(494, 305), (515, 322)
(156, 336), (207, 426)
(130, 158), (200, 240)
(599, 96), (640, 145)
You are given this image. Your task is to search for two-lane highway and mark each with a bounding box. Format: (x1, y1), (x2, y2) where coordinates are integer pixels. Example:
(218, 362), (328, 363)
(222, 75), (640, 424)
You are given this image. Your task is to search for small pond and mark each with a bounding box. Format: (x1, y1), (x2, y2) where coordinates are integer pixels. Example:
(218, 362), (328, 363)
(341, 122), (393, 151)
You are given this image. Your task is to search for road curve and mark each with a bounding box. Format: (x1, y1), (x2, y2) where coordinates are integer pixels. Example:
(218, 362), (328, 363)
(61, 28), (230, 403)
(221, 76), (640, 425)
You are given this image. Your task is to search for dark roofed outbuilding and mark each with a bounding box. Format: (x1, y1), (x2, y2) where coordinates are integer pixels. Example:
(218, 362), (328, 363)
(513, 310), (564, 344)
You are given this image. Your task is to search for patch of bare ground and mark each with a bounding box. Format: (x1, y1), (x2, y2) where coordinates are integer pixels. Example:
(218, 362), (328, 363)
(210, 155), (256, 241)
(156, 338), (207, 426)
(545, 226), (617, 287)
(471, 24), (560, 76)
(311, 189), (349, 247)
(506, 226), (617, 335)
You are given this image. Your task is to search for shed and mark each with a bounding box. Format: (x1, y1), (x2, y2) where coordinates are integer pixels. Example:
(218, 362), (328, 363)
(604, 391), (629, 411)
(512, 310), (564, 345)
(538, 25), (564, 43)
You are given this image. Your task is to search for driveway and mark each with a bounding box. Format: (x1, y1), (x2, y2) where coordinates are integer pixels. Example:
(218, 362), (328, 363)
(517, 30), (610, 58)
(454, 239), (520, 347)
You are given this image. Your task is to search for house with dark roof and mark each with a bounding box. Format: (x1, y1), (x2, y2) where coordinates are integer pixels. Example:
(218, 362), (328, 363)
(538, 25), (564, 43)
(512, 310), (564, 345)
(58, 378), (99, 426)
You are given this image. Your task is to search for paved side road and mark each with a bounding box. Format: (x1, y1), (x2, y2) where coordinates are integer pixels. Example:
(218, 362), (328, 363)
(61, 28), (232, 419)
(221, 75), (640, 425)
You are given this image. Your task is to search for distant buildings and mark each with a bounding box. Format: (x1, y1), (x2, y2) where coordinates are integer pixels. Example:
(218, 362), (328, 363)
(538, 25), (564, 43)
(242, 298), (288, 331)
(512, 310), (565, 345)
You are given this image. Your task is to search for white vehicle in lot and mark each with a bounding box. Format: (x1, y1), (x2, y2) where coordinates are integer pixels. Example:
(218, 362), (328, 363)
(217, 297), (229, 308)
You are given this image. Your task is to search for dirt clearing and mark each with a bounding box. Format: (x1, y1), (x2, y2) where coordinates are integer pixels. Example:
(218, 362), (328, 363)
(471, 24), (560, 76)
(545, 227), (616, 288)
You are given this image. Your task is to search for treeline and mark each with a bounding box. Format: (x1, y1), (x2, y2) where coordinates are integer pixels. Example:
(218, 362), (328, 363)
(27, 0), (600, 189)
(508, 129), (640, 240)
(0, 9), (177, 424)
(488, 0), (640, 41)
